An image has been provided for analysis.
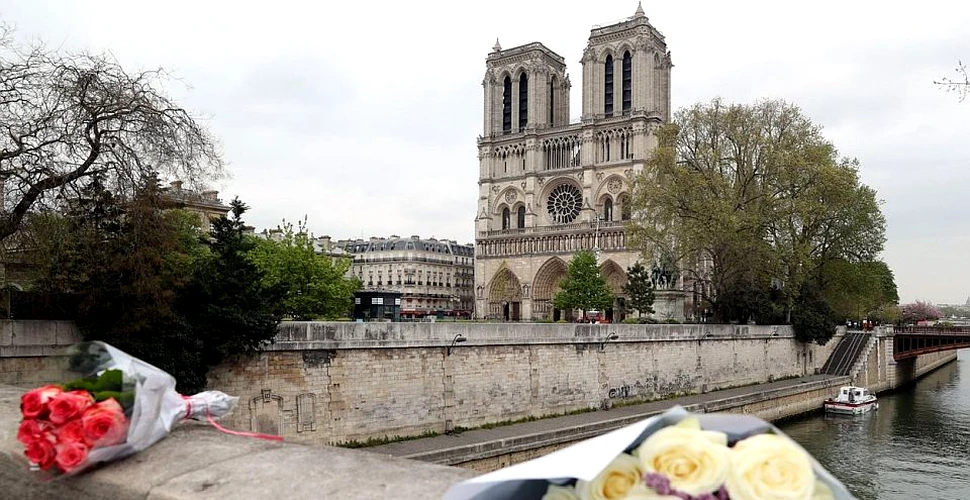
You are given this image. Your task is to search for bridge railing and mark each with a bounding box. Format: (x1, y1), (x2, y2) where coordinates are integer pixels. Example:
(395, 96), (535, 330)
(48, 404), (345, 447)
(897, 326), (970, 335)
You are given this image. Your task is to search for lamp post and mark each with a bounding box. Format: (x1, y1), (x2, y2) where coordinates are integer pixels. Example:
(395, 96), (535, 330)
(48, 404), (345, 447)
(447, 333), (467, 356)
(600, 333), (619, 351)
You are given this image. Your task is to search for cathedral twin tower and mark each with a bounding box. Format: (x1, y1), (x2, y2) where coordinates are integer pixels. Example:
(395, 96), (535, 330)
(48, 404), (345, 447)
(474, 4), (679, 322)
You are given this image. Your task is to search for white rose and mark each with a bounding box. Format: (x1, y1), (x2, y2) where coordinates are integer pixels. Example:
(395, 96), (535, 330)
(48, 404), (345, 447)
(634, 418), (730, 496)
(726, 433), (815, 500)
(541, 483), (581, 500)
(622, 483), (682, 500)
(576, 453), (643, 500)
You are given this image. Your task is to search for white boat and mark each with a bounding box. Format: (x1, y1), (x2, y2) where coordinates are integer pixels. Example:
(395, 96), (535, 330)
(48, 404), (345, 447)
(823, 386), (879, 414)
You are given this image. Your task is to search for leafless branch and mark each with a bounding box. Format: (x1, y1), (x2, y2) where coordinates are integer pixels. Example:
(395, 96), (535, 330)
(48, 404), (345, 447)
(934, 60), (970, 102)
(0, 26), (225, 241)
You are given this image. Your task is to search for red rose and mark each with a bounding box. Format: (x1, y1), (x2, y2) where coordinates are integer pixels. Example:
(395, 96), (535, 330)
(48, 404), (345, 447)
(23, 432), (57, 470)
(48, 390), (94, 426)
(17, 419), (49, 445)
(54, 440), (89, 474)
(81, 398), (128, 447)
(20, 385), (63, 419)
(54, 419), (89, 447)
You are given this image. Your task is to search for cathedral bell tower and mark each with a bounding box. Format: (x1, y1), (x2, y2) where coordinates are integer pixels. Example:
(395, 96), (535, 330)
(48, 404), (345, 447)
(481, 40), (571, 136)
(580, 2), (672, 122)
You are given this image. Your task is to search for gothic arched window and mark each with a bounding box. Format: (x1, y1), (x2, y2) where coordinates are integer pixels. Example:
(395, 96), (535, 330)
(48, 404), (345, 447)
(518, 73), (528, 131)
(549, 76), (556, 126)
(604, 55), (614, 117)
(517, 205), (526, 228)
(502, 76), (512, 134)
(502, 207), (511, 230)
(603, 198), (613, 222)
(622, 51), (632, 114)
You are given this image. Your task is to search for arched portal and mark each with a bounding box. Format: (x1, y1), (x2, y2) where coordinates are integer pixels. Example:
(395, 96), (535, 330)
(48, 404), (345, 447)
(487, 266), (522, 321)
(600, 259), (628, 322)
(532, 257), (569, 321)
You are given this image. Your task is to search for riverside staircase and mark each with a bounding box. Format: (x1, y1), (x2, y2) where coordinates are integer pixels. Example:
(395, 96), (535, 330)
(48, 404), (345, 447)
(820, 331), (871, 376)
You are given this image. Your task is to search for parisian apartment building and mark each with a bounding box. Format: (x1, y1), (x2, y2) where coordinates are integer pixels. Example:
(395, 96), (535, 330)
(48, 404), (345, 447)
(333, 235), (475, 319)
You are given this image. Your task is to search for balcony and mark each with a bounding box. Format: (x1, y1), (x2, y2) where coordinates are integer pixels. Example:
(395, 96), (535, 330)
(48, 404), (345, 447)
(478, 220), (627, 238)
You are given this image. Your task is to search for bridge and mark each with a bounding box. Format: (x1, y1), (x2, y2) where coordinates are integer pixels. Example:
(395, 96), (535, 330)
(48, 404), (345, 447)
(893, 326), (970, 360)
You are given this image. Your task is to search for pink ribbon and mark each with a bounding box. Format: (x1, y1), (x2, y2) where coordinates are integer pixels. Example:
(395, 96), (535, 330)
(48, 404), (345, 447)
(180, 394), (283, 442)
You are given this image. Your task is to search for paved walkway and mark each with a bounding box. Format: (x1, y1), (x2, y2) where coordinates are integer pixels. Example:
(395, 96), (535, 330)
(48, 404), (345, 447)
(370, 374), (839, 461)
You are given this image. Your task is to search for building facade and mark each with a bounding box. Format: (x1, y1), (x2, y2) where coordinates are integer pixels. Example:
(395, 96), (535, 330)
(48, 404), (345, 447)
(338, 236), (474, 320)
(474, 4), (674, 321)
(160, 180), (230, 232)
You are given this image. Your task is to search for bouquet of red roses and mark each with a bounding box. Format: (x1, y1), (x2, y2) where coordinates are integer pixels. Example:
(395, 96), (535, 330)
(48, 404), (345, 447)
(16, 341), (272, 476)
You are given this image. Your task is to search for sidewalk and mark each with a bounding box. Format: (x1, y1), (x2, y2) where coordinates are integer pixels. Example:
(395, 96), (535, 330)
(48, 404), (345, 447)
(369, 374), (843, 465)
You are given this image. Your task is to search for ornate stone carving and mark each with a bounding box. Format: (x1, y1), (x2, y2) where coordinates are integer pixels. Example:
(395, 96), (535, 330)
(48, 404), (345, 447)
(596, 172), (605, 181)
(608, 178), (623, 194)
(491, 185), (501, 193)
(624, 168), (634, 179)
(521, 181), (527, 190)
(577, 171), (584, 180)
(536, 177), (545, 186)
(505, 190), (517, 204)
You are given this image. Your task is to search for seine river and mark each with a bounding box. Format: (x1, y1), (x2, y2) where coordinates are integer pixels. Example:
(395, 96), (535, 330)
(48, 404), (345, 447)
(778, 350), (970, 499)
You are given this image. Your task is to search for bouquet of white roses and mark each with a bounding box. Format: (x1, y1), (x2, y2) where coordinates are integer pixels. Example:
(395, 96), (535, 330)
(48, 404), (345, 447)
(443, 407), (856, 500)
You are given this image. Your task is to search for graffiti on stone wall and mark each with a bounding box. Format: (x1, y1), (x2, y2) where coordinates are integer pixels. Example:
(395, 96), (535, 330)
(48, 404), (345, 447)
(607, 381), (645, 399)
(296, 392), (317, 432)
(606, 372), (696, 401)
(250, 389), (284, 435)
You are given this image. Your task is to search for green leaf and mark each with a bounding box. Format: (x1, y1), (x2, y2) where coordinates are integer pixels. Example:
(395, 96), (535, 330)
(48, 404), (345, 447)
(93, 369), (124, 392)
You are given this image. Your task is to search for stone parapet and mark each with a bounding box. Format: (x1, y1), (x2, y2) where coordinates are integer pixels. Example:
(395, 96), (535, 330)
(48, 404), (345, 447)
(271, 321), (798, 350)
(0, 385), (474, 499)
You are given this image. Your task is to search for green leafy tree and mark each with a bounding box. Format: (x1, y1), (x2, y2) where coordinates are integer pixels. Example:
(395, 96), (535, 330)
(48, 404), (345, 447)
(629, 98), (887, 337)
(249, 217), (360, 320)
(553, 250), (614, 316)
(791, 283), (839, 345)
(176, 198), (284, 391)
(818, 259), (898, 322)
(61, 179), (206, 388)
(25, 186), (283, 393)
(623, 261), (655, 317)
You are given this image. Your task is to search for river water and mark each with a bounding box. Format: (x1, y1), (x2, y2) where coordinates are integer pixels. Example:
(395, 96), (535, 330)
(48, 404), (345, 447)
(778, 350), (970, 499)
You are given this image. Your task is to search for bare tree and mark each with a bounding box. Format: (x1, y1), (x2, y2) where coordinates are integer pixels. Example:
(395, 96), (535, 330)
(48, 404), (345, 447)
(0, 25), (224, 241)
(935, 60), (970, 102)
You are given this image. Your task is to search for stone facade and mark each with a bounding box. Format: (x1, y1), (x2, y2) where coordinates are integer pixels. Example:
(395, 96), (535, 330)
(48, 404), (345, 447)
(0, 320), (81, 387)
(160, 180), (230, 233)
(206, 322), (841, 445)
(336, 236), (475, 319)
(474, 5), (676, 321)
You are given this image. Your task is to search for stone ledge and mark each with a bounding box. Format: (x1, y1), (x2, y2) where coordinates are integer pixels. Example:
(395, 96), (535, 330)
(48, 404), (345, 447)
(395, 376), (849, 466)
(0, 385), (475, 499)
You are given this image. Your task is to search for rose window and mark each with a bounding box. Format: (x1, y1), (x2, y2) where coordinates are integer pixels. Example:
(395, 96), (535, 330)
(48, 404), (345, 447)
(546, 184), (583, 224)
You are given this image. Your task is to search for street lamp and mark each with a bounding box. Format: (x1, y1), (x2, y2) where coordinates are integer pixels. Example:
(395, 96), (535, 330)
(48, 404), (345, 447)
(447, 333), (467, 356)
(600, 333), (619, 351)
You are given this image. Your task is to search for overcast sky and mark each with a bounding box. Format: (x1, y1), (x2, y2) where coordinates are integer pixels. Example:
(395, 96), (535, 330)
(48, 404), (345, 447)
(2, 1), (968, 304)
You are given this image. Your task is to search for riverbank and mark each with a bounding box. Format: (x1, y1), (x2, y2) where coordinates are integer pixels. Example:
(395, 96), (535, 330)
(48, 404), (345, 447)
(370, 374), (849, 471)
(372, 349), (960, 472)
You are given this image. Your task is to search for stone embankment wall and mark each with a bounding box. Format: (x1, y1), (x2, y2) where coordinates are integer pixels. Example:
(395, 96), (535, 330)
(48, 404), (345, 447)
(851, 329), (958, 393)
(0, 320), (80, 387)
(207, 322), (842, 445)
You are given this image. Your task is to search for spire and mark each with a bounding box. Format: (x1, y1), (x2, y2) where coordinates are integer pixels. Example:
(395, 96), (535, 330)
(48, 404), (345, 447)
(492, 38), (502, 52)
(634, 1), (645, 18)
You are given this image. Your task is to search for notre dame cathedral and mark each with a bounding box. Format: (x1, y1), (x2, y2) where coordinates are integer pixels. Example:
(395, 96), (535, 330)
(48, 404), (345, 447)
(473, 3), (682, 321)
